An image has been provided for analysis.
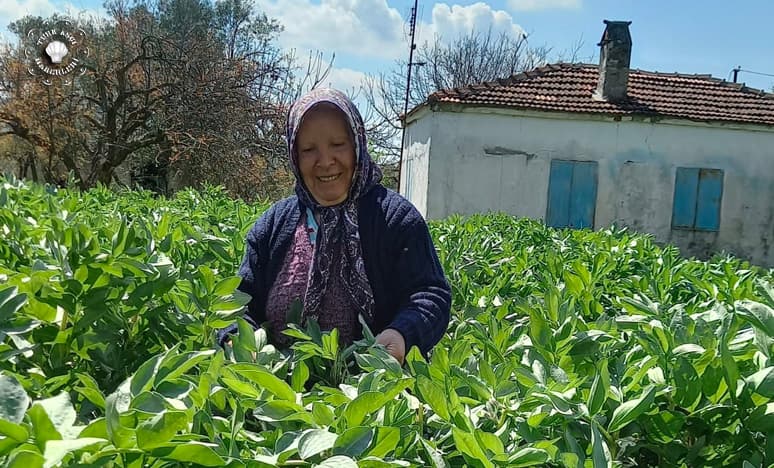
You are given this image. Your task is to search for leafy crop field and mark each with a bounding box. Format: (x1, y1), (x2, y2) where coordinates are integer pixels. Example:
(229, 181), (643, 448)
(0, 176), (773, 467)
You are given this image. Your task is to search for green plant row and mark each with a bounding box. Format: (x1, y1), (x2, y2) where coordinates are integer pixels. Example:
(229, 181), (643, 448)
(0, 175), (773, 467)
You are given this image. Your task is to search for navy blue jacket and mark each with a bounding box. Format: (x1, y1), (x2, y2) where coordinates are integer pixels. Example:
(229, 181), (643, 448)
(217, 185), (451, 356)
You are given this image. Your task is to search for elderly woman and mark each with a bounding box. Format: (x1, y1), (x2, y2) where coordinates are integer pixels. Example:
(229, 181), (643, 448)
(218, 88), (450, 363)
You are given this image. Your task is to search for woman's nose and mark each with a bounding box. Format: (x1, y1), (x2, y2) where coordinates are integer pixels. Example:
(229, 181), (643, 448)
(316, 147), (336, 166)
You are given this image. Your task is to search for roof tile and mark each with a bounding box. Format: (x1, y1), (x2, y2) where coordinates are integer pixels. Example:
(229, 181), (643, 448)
(427, 63), (774, 126)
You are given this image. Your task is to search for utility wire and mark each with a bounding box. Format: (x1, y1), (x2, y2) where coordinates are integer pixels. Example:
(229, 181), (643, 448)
(737, 68), (774, 78)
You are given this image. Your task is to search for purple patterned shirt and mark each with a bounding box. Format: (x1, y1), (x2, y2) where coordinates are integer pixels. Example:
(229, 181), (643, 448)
(265, 210), (358, 348)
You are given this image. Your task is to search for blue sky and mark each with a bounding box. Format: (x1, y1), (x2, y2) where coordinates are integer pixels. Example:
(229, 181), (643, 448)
(2, 0), (773, 93)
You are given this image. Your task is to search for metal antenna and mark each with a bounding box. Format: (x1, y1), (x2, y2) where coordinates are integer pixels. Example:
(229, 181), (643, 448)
(397, 0), (420, 194)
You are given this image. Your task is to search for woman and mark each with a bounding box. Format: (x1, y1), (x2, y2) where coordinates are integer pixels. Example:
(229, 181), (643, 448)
(218, 88), (450, 364)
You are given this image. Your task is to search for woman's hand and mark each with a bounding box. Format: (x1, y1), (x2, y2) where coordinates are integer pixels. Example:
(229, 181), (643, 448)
(375, 328), (406, 365)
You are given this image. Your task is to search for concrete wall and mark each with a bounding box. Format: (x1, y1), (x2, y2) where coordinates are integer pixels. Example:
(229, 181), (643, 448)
(399, 111), (432, 216)
(404, 108), (774, 267)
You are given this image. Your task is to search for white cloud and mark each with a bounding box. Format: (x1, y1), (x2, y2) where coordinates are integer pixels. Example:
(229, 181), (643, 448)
(508, 0), (581, 12)
(61, 2), (109, 21)
(321, 66), (367, 93)
(0, 0), (56, 27)
(256, 0), (407, 60)
(416, 3), (525, 47)
(1, 0), (110, 43)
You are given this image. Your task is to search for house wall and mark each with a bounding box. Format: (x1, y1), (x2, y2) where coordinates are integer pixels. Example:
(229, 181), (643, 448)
(399, 111), (432, 215)
(407, 109), (774, 267)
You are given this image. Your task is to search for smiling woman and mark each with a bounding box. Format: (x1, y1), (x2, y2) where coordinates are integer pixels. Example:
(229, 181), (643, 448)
(295, 103), (356, 206)
(217, 88), (451, 364)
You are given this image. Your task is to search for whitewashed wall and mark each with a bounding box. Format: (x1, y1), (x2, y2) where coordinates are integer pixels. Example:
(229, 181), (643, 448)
(399, 112), (432, 216)
(402, 107), (774, 267)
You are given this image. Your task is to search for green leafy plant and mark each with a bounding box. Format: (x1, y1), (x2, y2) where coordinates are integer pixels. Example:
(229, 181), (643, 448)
(0, 176), (772, 467)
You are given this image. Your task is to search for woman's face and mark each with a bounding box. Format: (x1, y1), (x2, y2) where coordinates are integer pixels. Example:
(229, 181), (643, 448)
(296, 105), (356, 207)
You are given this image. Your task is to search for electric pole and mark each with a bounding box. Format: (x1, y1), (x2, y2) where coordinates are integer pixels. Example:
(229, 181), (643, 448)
(397, 0), (419, 194)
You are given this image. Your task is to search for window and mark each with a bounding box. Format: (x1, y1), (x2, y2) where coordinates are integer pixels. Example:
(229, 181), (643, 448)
(672, 167), (723, 231)
(546, 160), (598, 229)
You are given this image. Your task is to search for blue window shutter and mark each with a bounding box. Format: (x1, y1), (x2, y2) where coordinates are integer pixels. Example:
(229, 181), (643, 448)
(569, 161), (598, 229)
(672, 167), (699, 229)
(695, 169), (723, 231)
(547, 160), (573, 227)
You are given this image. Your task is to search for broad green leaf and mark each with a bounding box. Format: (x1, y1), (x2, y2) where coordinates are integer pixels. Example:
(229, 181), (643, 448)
(673, 358), (701, 408)
(560, 453), (580, 468)
(591, 423), (612, 468)
(43, 438), (107, 468)
(221, 377), (261, 398)
(213, 276), (242, 297)
(746, 402), (774, 432)
(0, 374), (29, 423)
(451, 427), (492, 468)
(367, 427), (400, 458)
(150, 442), (225, 466)
(343, 391), (384, 428)
(332, 426), (373, 457)
(608, 386), (656, 433)
(291, 361), (310, 392)
(5, 449), (44, 468)
(416, 375), (450, 421)
(720, 338), (739, 398)
(0, 418), (29, 442)
(358, 457), (411, 468)
(155, 350), (215, 385)
(29, 393), (76, 448)
(111, 220), (129, 256)
(507, 447), (549, 467)
(746, 367), (774, 398)
(78, 418), (108, 439)
(643, 410), (686, 443)
(312, 402), (335, 427)
(230, 363), (297, 402)
(136, 411), (189, 450)
(451, 365), (492, 401)
(130, 353), (164, 396)
(588, 359), (609, 416)
(0, 287), (27, 321)
(75, 373), (105, 410)
(563, 432), (584, 468)
(233, 318), (257, 362)
(475, 430), (504, 457)
(105, 380), (134, 449)
(672, 344), (706, 357)
(342, 379), (413, 428)
(735, 300), (774, 337)
(421, 438), (448, 468)
(298, 429), (338, 459)
(253, 400), (314, 424)
(315, 455), (358, 468)
(528, 307), (552, 352)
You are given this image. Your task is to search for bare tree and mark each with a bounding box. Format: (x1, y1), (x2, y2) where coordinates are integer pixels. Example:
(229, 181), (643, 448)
(0, 0), (327, 199)
(362, 28), (552, 163)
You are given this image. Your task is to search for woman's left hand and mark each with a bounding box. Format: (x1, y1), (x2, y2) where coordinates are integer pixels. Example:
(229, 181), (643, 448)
(375, 328), (406, 365)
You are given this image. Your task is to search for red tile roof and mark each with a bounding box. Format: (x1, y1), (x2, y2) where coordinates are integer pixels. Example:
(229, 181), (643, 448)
(425, 63), (774, 127)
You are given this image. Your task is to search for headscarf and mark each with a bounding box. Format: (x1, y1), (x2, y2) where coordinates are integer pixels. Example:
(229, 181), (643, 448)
(286, 88), (383, 326)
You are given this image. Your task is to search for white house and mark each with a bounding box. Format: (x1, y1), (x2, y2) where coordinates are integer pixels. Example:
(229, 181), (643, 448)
(400, 20), (774, 267)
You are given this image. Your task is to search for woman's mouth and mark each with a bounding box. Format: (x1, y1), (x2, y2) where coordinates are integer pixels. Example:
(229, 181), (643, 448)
(317, 174), (341, 182)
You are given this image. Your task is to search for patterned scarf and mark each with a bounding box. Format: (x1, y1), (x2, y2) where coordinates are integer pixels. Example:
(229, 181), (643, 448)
(286, 88), (383, 326)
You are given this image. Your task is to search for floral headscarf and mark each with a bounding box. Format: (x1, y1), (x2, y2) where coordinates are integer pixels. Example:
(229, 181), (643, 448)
(286, 88), (383, 326)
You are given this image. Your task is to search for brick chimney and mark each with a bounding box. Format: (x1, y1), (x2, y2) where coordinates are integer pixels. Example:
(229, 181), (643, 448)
(594, 20), (632, 102)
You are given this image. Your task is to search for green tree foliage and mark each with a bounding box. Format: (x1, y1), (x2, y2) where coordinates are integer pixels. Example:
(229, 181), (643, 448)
(0, 0), (303, 200)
